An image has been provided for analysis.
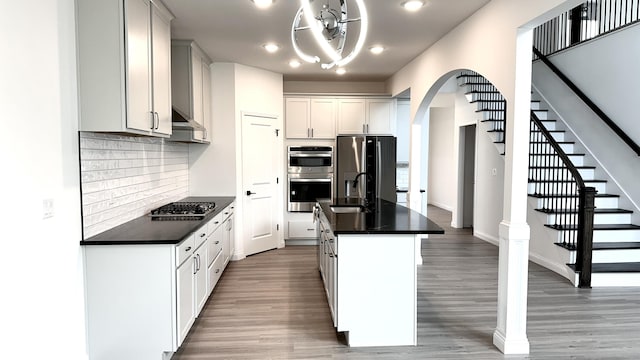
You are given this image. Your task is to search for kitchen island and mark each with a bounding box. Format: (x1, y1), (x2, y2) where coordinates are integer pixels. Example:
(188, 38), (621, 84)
(316, 198), (444, 347)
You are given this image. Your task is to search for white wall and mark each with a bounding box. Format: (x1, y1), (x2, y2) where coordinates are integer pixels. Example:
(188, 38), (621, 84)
(283, 81), (387, 94)
(189, 63), (284, 259)
(427, 107), (455, 210)
(0, 0), (87, 358)
(545, 23), (640, 145)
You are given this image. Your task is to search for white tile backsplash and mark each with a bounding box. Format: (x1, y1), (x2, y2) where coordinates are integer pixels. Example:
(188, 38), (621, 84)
(80, 132), (189, 238)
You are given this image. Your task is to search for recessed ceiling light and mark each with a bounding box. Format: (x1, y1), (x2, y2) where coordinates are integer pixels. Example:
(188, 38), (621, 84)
(402, 0), (424, 12)
(262, 43), (280, 53)
(336, 68), (346, 75)
(369, 45), (385, 55)
(251, 0), (273, 9)
(289, 59), (301, 68)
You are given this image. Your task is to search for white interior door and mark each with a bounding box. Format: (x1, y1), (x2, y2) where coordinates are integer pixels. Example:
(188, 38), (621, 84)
(242, 113), (279, 256)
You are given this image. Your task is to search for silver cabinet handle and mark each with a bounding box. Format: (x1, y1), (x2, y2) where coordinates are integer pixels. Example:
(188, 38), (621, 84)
(154, 112), (160, 130)
(193, 256), (197, 275)
(185, 246), (192, 252)
(311, 128), (314, 137)
(150, 111), (155, 130)
(200, 233), (206, 238)
(215, 241), (220, 245)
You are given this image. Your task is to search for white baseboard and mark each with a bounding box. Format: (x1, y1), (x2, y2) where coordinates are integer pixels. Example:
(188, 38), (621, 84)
(428, 202), (453, 212)
(474, 230), (499, 246)
(285, 239), (318, 246)
(528, 252), (577, 286)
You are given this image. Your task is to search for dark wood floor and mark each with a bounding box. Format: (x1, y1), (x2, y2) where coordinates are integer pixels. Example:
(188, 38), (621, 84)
(172, 206), (640, 359)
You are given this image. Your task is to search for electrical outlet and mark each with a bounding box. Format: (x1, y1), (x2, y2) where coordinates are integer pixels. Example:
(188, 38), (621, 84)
(43, 198), (54, 219)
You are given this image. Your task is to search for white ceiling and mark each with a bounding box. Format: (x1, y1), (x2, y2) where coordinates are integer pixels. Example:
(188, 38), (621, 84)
(163, 0), (491, 82)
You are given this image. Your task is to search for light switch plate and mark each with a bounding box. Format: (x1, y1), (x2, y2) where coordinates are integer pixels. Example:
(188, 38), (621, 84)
(43, 198), (54, 219)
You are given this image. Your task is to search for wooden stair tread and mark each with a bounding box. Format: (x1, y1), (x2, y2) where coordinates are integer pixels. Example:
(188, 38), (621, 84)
(529, 165), (595, 169)
(528, 179), (606, 183)
(530, 141), (575, 144)
(528, 193), (618, 198)
(593, 242), (640, 250)
(536, 208), (633, 214)
(568, 262), (640, 273)
(546, 224), (640, 231)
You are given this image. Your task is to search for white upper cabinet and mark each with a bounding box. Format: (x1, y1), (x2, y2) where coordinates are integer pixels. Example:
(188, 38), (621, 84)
(77, 0), (173, 136)
(170, 40), (212, 143)
(338, 98), (396, 135)
(285, 97), (336, 139)
(337, 98), (367, 134)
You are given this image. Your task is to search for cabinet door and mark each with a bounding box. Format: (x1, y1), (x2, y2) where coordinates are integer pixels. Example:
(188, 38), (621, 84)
(366, 99), (395, 135)
(125, 0), (152, 133)
(288, 220), (318, 239)
(228, 211), (235, 258)
(285, 98), (311, 139)
(310, 98), (336, 139)
(337, 98), (366, 134)
(151, 3), (172, 136)
(191, 52), (204, 127)
(176, 258), (195, 346)
(194, 243), (208, 314)
(201, 62), (211, 141)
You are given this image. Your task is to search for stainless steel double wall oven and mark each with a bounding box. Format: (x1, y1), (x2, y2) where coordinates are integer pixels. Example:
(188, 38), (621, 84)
(287, 146), (333, 212)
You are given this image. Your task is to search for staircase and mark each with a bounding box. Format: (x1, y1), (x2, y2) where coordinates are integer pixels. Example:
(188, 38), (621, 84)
(457, 71), (640, 287)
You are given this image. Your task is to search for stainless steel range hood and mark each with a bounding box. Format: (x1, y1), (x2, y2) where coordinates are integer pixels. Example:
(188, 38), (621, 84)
(172, 106), (205, 131)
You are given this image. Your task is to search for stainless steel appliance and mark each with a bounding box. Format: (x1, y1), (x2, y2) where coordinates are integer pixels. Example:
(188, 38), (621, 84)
(149, 201), (216, 220)
(336, 135), (397, 205)
(287, 146), (334, 212)
(287, 146), (333, 174)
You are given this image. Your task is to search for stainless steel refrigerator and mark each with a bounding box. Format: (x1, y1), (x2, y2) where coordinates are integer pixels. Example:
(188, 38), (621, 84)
(335, 135), (397, 204)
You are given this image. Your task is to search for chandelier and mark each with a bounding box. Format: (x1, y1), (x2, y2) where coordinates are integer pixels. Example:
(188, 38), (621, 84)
(291, 0), (368, 70)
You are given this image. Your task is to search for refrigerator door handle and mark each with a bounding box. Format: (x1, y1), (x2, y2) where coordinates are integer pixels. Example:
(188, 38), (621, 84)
(376, 139), (382, 199)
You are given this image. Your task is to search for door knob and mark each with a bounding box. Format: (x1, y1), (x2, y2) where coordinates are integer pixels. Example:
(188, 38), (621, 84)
(246, 190), (256, 196)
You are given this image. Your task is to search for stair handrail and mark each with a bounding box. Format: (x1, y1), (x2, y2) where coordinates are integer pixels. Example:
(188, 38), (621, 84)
(531, 111), (596, 288)
(533, 47), (640, 156)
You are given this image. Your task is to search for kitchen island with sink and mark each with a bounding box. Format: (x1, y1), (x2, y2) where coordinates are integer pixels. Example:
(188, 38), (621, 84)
(315, 198), (444, 347)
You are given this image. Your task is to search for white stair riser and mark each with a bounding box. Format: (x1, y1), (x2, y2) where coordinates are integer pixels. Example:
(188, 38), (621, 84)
(530, 154), (584, 166)
(527, 182), (604, 194)
(479, 111), (504, 120)
(591, 249), (640, 263)
(536, 120), (557, 130)
(495, 143), (505, 154)
(530, 196), (617, 210)
(545, 213), (631, 226)
(590, 273), (640, 287)
(528, 168), (595, 180)
(530, 102), (541, 110)
(533, 110), (548, 120)
(593, 229), (640, 242)
(530, 142), (575, 153)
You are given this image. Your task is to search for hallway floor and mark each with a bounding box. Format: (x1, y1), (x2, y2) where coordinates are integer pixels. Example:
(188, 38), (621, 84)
(172, 206), (640, 359)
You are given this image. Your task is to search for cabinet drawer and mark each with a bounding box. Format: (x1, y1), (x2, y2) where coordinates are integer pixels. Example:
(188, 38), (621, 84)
(207, 231), (223, 267)
(221, 203), (235, 220)
(195, 224), (208, 249)
(207, 212), (223, 234)
(208, 251), (225, 292)
(288, 220), (318, 239)
(176, 234), (195, 267)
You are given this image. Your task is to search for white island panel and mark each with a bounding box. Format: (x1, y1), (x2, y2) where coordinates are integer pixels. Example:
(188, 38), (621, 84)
(337, 234), (417, 347)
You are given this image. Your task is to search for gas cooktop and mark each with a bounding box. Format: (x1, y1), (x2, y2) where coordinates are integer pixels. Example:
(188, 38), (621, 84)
(150, 201), (216, 219)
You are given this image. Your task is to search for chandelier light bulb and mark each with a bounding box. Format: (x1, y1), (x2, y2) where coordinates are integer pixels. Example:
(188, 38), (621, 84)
(336, 68), (346, 75)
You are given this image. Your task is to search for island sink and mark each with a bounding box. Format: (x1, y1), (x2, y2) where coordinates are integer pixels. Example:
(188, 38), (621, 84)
(329, 205), (366, 213)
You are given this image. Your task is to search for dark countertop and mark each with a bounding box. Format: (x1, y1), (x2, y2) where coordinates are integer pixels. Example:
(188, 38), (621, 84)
(80, 196), (235, 246)
(318, 198), (445, 235)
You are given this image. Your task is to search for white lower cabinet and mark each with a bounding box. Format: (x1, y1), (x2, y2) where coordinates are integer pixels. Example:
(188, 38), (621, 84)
(83, 202), (237, 360)
(176, 246), (195, 346)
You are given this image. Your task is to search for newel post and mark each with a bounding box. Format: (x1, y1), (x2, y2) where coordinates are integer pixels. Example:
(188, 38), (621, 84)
(576, 186), (596, 288)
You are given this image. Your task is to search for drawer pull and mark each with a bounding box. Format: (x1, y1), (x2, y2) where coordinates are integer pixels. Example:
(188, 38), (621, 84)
(215, 269), (220, 274)
(185, 246), (192, 252)
(200, 233), (206, 237)
(306, 228), (314, 231)
(215, 221), (220, 225)
(215, 241), (220, 245)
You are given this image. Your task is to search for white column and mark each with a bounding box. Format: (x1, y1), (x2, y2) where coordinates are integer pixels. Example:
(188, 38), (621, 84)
(493, 28), (533, 355)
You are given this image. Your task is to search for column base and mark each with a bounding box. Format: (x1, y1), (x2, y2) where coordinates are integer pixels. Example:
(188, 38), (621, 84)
(493, 328), (530, 354)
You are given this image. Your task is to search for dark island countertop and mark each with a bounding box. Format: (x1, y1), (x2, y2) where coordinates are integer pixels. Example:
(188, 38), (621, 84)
(318, 198), (445, 235)
(80, 196), (235, 246)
